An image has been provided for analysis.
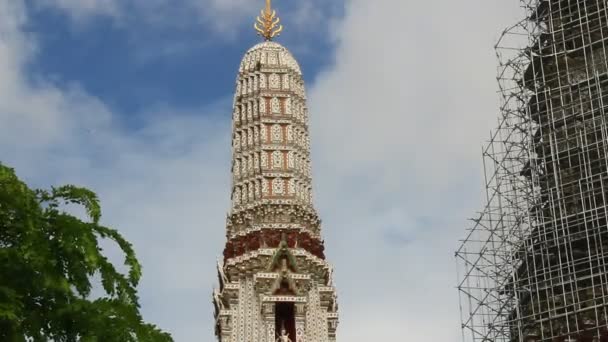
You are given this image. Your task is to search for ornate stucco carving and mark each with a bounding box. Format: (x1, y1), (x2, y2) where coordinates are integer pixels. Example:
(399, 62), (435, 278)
(214, 40), (338, 342)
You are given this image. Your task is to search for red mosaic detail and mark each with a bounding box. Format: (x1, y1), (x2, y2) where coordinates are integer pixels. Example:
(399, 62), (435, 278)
(223, 229), (325, 261)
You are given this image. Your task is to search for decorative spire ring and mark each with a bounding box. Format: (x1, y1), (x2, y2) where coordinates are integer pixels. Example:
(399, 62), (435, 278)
(254, 0), (283, 41)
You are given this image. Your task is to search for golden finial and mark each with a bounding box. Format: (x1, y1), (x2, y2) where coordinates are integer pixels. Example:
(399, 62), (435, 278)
(254, 0), (283, 41)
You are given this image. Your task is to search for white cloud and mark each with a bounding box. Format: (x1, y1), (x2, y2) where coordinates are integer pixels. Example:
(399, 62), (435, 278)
(0, 0), (529, 341)
(308, 0), (524, 340)
(0, 1), (228, 340)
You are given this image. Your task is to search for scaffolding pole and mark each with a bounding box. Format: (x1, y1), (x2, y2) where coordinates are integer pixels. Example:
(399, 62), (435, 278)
(456, 1), (608, 341)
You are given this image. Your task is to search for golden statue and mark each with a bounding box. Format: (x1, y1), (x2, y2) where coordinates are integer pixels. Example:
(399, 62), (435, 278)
(254, 0), (283, 41)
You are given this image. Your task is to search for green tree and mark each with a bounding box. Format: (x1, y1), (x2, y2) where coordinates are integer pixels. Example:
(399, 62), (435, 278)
(0, 163), (173, 342)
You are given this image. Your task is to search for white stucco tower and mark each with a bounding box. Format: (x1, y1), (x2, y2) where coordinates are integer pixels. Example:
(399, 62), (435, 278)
(212, 2), (339, 341)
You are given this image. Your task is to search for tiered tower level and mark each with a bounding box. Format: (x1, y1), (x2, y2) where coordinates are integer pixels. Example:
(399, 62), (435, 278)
(457, 1), (608, 341)
(212, 3), (338, 341)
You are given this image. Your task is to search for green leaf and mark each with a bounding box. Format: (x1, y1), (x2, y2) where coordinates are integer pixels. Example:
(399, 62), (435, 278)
(0, 162), (173, 341)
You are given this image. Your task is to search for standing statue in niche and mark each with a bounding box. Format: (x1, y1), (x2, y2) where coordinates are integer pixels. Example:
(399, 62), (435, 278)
(276, 322), (292, 342)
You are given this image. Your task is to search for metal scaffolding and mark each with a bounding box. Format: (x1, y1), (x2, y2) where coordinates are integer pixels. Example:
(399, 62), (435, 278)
(456, 1), (608, 341)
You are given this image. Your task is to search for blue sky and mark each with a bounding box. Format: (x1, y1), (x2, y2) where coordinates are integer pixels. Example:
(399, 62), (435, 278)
(25, 0), (340, 119)
(1, 0), (525, 340)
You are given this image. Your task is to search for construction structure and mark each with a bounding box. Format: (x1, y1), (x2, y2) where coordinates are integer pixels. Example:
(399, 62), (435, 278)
(211, 1), (339, 341)
(456, 1), (608, 341)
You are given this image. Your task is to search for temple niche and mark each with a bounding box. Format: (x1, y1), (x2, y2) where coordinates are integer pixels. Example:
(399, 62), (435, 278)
(212, 1), (339, 341)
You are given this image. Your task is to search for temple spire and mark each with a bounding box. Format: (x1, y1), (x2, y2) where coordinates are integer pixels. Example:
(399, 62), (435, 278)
(254, 0), (283, 41)
(213, 28), (339, 342)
